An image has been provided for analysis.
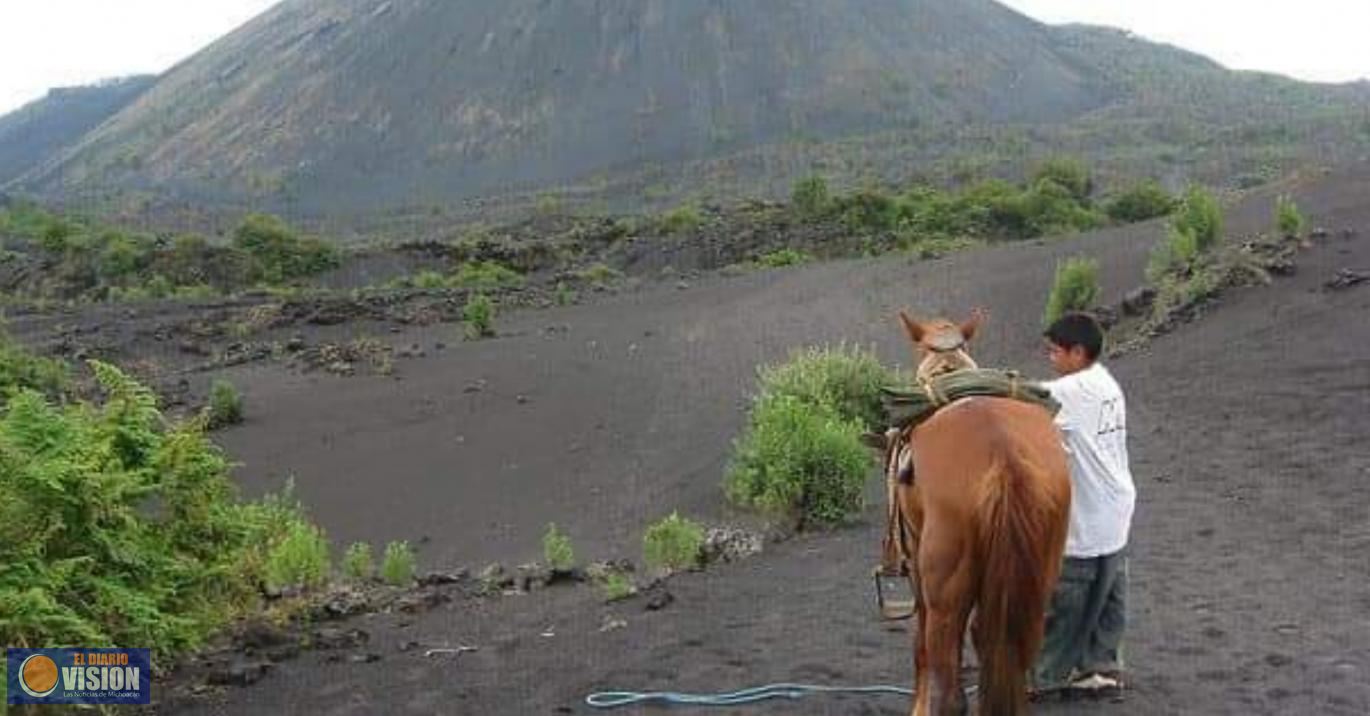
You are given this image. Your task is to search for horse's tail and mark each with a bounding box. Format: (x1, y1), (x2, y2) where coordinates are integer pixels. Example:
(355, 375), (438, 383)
(975, 455), (1056, 716)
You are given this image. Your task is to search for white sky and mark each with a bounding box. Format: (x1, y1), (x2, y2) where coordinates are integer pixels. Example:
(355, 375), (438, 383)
(0, 0), (1368, 116)
(998, 0), (1370, 84)
(0, 0), (279, 115)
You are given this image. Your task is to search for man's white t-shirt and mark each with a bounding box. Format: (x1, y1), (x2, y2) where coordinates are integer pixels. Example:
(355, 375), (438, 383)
(1044, 362), (1136, 558)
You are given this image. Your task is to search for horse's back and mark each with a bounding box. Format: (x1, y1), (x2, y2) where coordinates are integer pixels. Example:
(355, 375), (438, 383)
(915, 397), (1063, 476)
(912, 396), (1070, 504)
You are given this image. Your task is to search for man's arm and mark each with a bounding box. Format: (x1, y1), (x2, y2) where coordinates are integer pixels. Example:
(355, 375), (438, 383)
(1042, 377), (1076, 434)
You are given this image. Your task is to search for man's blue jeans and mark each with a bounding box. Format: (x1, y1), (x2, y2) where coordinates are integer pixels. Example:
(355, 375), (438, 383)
(1034, 550), (1128, 689)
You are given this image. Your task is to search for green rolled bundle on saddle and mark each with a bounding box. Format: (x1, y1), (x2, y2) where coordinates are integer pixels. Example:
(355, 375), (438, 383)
(882, 368), (1060, 430)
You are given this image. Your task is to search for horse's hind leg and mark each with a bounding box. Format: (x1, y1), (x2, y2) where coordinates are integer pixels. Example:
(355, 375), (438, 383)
(914, 536), (973, 716)
(910, 588), (929, 716)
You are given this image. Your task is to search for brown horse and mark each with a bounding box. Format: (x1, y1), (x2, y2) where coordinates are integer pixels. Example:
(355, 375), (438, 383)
(882, 310), (1072, 716)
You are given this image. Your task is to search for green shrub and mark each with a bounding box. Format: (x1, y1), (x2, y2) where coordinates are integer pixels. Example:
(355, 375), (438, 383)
(380, 541), (417, 586)
(463, 293), (495, 339)
(1032, 157), (1094, 204)
(659, 205), (704, 233)
(542, 523), (576, 571)
(642, 512), (705, 572)
(1275, 195), (1305, 237)
(598, 570), (636, 601)
(145, 274), (175, 299)
(453, 261), (524, 290)
(755, 344), (891, 430)
(535, 194), (563, 216)
(0, 359), (324, 663)
(791, 175), (831, 218)
(98, 231), (151, 279)
(342, 542), (375, 583)
(935, 176), (1104, 240)
(896, 185), (972, 237)
(554, 281), (576, 306)
(174, 284), (218, 300)
(1044, 257), (1101, 326)
(34, 214), (79, 254)
(265, 521), (331, 592)
(233, 214), (340, 284)
(725, 345), (886, 527)
(0, 324), (68, 400)
(1105, 181), (1176, 223)
(576, 263), (623, 286)
(903, 235), (982, 259)
(756, 248), (814, 268)
(1019, 179), (1107, 237)
(410, 270), (449, 289)
(1173, 187), (1223, 252)
(1147, 226), (1201, 282)
(0, 203), (75, 245)
(724, 394), (870, 529)
(160, 234), (212, 286)
(836, 187), (900, 231)
(206, 379), (244, 429)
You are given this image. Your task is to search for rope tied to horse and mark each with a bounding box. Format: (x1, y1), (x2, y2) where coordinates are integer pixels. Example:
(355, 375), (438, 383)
(883, 368), (1059, 430)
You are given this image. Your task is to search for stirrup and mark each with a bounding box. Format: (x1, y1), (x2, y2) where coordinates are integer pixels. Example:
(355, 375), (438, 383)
(872, 565), (915, 621)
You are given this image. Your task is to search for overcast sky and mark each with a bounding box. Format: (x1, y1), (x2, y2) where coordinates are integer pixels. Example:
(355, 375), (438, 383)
(997, 0), (1370, 84)
(1, 0), (1368, 116)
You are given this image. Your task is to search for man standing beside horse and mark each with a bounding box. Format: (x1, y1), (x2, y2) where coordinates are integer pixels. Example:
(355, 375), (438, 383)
(1034, 312), (1137, 697)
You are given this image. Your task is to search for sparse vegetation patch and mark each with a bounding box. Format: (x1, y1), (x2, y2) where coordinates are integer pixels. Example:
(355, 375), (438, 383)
(543, 523), (576, 572)
(206, 378), (244, 428)
(1044, 257), (1101, 326)
(380, 541), (417, 586)
(642, 512), (705, 572)
(463, 293), (496, 339)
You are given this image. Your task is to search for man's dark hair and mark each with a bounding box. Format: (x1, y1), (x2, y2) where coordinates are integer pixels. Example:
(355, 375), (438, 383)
(1044, 312), (1104, 361)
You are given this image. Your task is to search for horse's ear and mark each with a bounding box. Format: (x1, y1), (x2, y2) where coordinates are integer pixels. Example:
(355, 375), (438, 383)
(960, 308), (988, 342)
(898, 311), (925, 344)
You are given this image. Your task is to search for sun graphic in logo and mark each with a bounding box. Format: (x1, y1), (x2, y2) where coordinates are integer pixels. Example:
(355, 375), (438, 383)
(19, 654), (60, 698)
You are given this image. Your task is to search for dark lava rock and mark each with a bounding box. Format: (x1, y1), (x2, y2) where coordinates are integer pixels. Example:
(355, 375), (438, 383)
(516, 562), (552, 591)
(178, 340), (210, 356)
(1325, 268), (1369, 291)
(1120, 287), (1156, 317)
(264, 644), (302, 662)
(1093, 306), (1120, 329)
(645, 588), (675, 612)
(313, 627), (370, 650)
(417, 569), (470, 587)
(477, 563), (514, 591)
(306, 306), (351, 325)
(395, 588), (451, 613)
(315, 588), (372, 620)
(700, 527), (764, 565)
(206, 658), (273, 687)
(236, 619), (293, 651)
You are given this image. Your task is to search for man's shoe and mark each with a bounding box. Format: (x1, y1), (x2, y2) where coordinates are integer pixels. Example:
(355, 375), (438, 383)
(1068, 672), (1124, 700)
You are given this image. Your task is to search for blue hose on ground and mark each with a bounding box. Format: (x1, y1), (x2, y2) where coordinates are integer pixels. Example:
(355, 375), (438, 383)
(585, 682), (920, 708)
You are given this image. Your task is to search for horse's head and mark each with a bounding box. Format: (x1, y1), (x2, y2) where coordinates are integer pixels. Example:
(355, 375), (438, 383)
(898, 308), (987, 383)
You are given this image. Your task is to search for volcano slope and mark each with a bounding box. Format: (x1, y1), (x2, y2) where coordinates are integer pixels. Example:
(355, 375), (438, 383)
(154, 168), (1370, 715)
